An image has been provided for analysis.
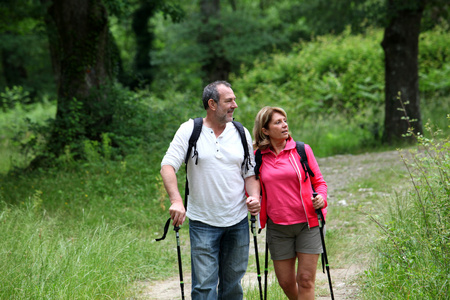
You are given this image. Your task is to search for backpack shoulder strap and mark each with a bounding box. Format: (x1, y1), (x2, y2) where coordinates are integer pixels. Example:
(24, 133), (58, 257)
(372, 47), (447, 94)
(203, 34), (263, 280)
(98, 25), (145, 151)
(185, 117), (203, 165)
(254, 149), (262, 179)
(184, 117), (203, 208)
(232, 120), (251, 173)
(296, 141), (315, 182)
(296, 141), (325, 271)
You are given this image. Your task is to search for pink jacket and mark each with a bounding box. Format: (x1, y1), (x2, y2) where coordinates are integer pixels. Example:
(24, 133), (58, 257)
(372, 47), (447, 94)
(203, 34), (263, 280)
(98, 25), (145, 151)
(258, 138), (328, 229)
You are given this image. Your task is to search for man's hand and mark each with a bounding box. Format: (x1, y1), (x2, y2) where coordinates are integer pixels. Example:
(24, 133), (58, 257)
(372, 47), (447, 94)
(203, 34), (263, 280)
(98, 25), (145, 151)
(246, 196), (261, 216)
(169, 199), (186, 227)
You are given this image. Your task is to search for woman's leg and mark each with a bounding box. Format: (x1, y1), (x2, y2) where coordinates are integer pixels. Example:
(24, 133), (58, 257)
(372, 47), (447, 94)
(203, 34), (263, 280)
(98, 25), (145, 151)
(296, 253), (320, 300)
(273, 257), (298, 300)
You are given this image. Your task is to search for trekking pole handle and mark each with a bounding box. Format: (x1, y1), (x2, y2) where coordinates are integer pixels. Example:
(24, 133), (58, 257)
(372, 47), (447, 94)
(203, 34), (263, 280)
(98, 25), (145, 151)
(250, 215), (257, 236)
(313, 191), (322, 214)
(313, 191), (319, 212)
(313, 192), (325, 226)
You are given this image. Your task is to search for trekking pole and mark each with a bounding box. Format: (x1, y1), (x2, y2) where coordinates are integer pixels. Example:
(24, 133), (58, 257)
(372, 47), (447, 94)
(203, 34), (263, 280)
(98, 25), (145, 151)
(155, 218), (185, 300)
(264, 237), (269, 300)
(174, 225), (185, 300)
(313, 192), (334, 300)
(250, 215), (263, 300)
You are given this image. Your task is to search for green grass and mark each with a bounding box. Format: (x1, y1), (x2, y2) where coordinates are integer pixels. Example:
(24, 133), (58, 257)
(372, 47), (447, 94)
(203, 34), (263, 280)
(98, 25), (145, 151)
(0, 206), (148, 299)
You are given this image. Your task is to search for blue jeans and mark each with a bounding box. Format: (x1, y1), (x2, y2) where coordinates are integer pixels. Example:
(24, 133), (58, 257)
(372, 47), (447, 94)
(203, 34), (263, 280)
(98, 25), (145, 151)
(189, 217), (250, 300)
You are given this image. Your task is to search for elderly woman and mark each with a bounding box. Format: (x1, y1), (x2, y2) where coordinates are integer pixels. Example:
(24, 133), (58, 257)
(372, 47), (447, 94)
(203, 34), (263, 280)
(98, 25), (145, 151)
(253, 106), (328, 300)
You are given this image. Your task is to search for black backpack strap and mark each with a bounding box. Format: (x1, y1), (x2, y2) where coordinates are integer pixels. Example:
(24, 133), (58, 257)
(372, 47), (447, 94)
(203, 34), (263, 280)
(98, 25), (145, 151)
(254, 149), (262, 179)
(232, 120), (251, 173)
(184, 117), (203, 208)
(185, 118), (203, 165)
(298, 141), (324, 272)
(296, 141), (315, 182)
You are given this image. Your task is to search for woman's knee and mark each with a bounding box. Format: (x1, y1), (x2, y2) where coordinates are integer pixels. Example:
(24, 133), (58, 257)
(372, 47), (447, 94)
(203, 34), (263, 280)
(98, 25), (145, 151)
(277, 276), (296, 291)
(297, 272), (315, 290)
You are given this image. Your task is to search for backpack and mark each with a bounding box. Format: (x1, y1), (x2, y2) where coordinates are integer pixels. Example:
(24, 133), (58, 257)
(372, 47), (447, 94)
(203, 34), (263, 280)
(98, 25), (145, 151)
(183, 117), (251, 207)
(254, 141), (315, 182)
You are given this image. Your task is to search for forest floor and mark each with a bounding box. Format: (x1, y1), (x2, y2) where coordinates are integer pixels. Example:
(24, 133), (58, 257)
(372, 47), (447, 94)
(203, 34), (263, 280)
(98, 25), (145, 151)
(136, 149), (408, 299)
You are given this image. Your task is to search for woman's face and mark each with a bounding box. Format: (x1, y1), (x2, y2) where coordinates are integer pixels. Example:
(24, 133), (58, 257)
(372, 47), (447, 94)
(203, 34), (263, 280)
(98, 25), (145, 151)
(262, 112), (289, 142)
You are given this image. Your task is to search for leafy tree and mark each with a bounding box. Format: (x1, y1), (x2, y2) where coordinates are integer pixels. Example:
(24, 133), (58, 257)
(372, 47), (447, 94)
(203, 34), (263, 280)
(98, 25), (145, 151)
(39, 0), (118, 158)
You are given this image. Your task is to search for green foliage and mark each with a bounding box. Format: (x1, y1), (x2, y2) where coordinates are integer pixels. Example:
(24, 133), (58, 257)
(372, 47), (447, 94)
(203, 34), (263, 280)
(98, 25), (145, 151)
(419, 27), (450, 96)
(276, 0), (386, 36)
(361, 120), (450, 299)
(233, 29), (385, 116)
(230, 28), (450, 153)
(1, 86), (32, 111)
(230, 29), (386, 153)
(0, 97), (55, 173)
(150, 4), (295, 93)
(11, 83), (203, 170)
(0, 1), (55, 98)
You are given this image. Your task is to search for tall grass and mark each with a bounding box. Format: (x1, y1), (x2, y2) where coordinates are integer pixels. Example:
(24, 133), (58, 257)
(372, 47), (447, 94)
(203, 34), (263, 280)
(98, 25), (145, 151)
(0, 153), (191, 299)
(360, 120), (450, 299)
(0, 204), (143, 299)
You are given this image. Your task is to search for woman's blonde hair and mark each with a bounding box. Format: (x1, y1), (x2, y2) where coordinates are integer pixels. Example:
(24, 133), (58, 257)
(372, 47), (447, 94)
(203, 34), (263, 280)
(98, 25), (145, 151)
(253, 106), (289, 151)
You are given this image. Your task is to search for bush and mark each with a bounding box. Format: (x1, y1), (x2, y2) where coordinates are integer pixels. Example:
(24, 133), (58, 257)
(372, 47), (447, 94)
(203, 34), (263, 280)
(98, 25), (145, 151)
(230, 28), (450, 155)
(361, 119), (450, 299)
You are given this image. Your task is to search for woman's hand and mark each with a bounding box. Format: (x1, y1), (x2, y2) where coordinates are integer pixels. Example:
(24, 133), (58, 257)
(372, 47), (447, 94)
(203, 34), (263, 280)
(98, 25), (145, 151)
(312, 194), (325, 210)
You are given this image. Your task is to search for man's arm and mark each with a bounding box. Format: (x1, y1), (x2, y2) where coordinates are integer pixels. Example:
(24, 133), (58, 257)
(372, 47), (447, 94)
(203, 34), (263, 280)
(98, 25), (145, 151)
(244, 175), (261, 216)
(160, 165), (186, 226)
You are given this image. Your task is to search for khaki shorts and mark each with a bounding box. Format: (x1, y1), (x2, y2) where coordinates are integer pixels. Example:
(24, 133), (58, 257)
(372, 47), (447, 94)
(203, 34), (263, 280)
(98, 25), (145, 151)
(267, 218), (323, 260)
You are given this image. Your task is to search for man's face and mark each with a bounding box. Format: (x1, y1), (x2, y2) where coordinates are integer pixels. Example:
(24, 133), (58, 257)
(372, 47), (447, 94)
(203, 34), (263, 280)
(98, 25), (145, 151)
(215, 84), (238, 124)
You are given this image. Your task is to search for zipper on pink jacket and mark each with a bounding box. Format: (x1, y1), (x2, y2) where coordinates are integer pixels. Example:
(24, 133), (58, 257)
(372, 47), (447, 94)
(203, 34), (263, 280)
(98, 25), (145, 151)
(289, 152), (311, 229)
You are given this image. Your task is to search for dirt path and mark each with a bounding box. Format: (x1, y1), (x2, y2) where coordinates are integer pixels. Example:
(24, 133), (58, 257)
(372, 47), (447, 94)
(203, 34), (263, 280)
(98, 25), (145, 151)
(138, 150), (407, 299)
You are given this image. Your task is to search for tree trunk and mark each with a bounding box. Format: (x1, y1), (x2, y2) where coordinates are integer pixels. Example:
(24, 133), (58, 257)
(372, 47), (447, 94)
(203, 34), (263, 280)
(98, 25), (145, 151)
(131, 0), (157, 89)
(199, 0), (231, 84)
(41, 0), (114, 156)
(381, 0), (424, 145)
